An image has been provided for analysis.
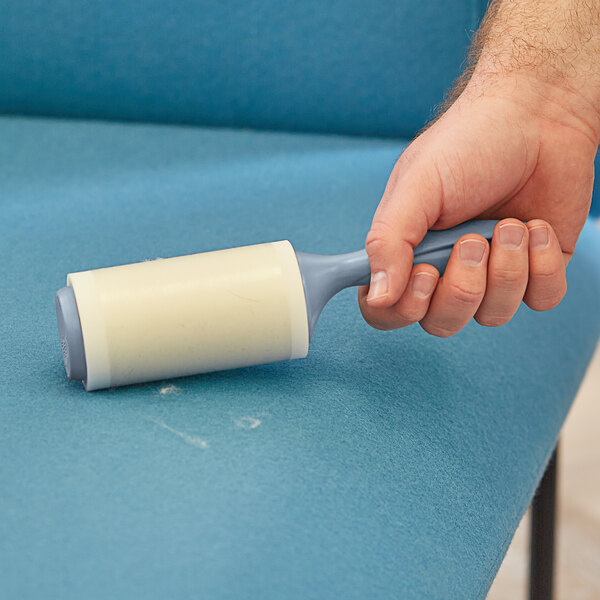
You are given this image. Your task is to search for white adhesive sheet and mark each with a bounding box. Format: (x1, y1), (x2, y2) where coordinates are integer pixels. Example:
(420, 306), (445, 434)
(67, 241), (309, 390)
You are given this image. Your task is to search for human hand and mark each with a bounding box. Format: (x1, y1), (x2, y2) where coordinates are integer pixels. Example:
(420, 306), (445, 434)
(360, 2), (600, 336)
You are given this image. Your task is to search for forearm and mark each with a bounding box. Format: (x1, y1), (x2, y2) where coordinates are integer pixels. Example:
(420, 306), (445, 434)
(453, 0), (600, 141)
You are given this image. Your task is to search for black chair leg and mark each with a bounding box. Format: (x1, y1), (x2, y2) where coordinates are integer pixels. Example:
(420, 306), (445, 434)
(529, 444), (559, 600)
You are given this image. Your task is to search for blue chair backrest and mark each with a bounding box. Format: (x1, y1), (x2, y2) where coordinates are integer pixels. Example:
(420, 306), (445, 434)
(3, 1), (598, 214)
(1, 1), (485, 137)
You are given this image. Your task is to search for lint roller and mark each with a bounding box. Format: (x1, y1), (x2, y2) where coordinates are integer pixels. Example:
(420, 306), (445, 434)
(56, 220), (498, 391)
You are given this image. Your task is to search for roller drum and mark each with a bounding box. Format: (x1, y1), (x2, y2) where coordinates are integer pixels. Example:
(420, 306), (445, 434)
(66, 241), (309, 391)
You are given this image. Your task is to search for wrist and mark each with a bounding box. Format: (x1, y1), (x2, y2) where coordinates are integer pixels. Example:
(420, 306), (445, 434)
(464, 63), (600, 146)
(457, 0), (600, 145)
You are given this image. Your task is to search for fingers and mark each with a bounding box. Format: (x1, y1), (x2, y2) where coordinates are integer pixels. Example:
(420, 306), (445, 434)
(420, 235), (489, 337)
(523, 220), (567, 311)
(360, 218), (567, 338)
(359, 263), (439, 330)
(475, 219), (529, 327)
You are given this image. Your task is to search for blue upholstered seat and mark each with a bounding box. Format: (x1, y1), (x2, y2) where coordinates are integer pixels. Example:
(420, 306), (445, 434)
(2, 0), (600, 597)
(1, 116), (600, 599)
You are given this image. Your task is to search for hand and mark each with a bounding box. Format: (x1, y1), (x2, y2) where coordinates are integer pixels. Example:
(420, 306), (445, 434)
(359, 75), (599, 336)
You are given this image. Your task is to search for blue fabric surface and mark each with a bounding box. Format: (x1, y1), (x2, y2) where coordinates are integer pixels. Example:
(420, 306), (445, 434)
(592, 151), (600, 216)
(0, 1), (481, 137)
(1, 116), (600, 600)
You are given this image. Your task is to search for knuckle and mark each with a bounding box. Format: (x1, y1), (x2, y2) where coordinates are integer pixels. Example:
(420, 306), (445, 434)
(474, 312), (511, 327)
(365, 224), (391, 256)
(394, 304), (423, 324)
(446, 281), (484, 307)
(525, 277), (566, 311)
(525, 291), (565, 312)
(419, 320), (459, 338)
(490, 264), (526, 288)
(532, 261), (562, 281)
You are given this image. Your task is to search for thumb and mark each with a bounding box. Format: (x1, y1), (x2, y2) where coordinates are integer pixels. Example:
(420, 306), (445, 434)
(365, 150), (443, 308)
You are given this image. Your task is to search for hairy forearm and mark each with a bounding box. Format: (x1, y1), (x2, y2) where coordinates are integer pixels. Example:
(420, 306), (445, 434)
(447, 0), (600, 138)
(479, 0), (600, 79)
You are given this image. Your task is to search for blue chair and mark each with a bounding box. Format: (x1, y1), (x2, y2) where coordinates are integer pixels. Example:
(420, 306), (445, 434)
(1, 2), (599, 598)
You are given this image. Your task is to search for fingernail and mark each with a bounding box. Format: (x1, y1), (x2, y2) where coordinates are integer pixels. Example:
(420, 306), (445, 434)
(460, 240), (486, 265)
(412, 272), (436, 298)
(367, 271), (389, 302)
(499, 223), (525, 249)
(530, 225), (549, 250)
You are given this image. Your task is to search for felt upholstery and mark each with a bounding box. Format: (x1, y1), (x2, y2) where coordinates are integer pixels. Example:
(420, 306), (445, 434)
(1, 0), (483, 137)
(592, 152), (600, 216)
(1, 116), (600, 599)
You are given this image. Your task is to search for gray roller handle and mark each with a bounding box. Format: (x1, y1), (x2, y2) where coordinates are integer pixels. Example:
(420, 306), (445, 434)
(295, 219), (498, 338)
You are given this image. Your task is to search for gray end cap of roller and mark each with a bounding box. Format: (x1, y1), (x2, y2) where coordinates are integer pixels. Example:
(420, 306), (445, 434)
(56, 286), (87, 382)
